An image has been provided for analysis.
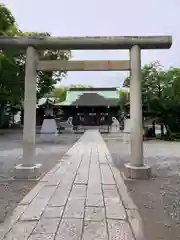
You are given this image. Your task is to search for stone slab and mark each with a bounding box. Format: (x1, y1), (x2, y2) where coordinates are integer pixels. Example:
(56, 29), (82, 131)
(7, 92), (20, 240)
(14, 163), (42, 179)
(110, 165), (138, 210)
(0, 130), (136, 240)
(85, 207), (106, 221)
(42, 206), (64, 219)
(100, 164), (115, 184)
(75, 157), (90, 185)
(98, 153), (108, 164)
(28, 234), (55, 240)
(56, 218), (83, 240)
(82, 221), (108, 240)
(19, 182), (45, 205)
(48, 185), (70, 207)
(86, 195), (104, 207)
(125, 163), (151, 179)
(0, 205), (27, 240)
(87, 184), (102, 195)
(20, 186), (57, 221)
(47, 157), (83, 207)
(4, 221), (37, 240)
(69, 184), (87, 199)
(102, 184), (119, 199)
(33, 218), (60, 234)
(63, 198), (85, 219)
(108, 219), (135, 240)
(105, 198), (126, 220)
(127, 209), (145, 240)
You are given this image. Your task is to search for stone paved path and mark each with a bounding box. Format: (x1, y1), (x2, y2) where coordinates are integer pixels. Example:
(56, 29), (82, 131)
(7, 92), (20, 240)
(0, 130), (136, 240)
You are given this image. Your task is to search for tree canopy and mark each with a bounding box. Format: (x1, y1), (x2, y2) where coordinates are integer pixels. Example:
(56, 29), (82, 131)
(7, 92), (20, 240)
(123, 61), (180, 139)
(0, 4), (71, 108)
(1, 4), (180, 139)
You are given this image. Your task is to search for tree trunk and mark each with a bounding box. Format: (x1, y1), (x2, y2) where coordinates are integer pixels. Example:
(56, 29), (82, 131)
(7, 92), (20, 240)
(0, 105), (5, 129)
(152, 120), (156, 137)
(160, 123), (164, 136)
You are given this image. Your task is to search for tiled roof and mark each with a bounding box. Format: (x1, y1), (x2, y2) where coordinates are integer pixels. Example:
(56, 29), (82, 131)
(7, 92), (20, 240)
(37, 97), (55, 108)
(56, 88), (119, 106)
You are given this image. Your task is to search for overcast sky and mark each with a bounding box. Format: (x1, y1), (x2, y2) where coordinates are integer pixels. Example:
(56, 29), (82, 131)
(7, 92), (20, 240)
(2, 0), (180, 87)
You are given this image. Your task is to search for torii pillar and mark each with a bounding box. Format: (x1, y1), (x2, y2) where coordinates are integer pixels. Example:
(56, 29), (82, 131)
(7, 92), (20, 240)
(0, 36), (171, 179)
(14, 47), (42, 179)
(125, 45), (151, 179)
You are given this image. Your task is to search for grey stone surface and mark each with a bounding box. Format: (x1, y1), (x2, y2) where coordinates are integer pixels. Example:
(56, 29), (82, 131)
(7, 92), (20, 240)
(100, 164), (115, 184)
(19, 182), (45, 205)
(105, 198), (126, 220)
(14, 163), (42, 179)
(110, 165), (137, 210)
(33, 218), (60, 234)
(0, 205), (27, 240)
(98, 153), (108, 164)
(86, 196), (104, 207)
(42, 206), (64, 219)
(82, 221), (108, 240)
(48, 184), (71, 207)
(63, 198), (85, 219)
(102, 184), (119, 199)
(20, 186), (57, 221)
(48, 152), (84, 207)
(74, 151), (90, 185)
(108, 219), (135, 240)
(127, 209), (145, 240)
(0, 36), (172, 50)
(4, 221), (37, 240)
(56, 218), (83, 240)
(104, 131), (180, 240)
(85, 207), (106, 221)
(28, 234), (55, 240)
(86, 141), (104, 207)
(0, 131), (80, 222)
(0, 130), (136, 239)
(69, 184), (86, 199)
(125, 163), (151, 179)
(40, 163), (67, 186)
(87, 185), (102, 196)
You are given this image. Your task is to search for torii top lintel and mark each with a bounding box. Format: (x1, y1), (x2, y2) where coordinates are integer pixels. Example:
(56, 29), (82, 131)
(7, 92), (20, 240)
(0, 36), (172, 50)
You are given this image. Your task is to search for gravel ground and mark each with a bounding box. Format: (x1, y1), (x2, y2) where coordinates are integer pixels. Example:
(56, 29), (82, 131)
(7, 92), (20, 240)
(103, 132), (180, 240)
(2, 128), (180, 239)
(0, 130), (81, 222)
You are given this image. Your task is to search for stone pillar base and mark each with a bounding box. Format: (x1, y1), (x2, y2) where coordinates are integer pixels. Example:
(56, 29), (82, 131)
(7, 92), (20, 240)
(125, 163), (151, 179)
(14, 163), (42, 179)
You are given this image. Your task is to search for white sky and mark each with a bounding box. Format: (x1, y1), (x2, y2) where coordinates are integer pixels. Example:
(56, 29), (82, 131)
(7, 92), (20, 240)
(2, 0), (180, 87)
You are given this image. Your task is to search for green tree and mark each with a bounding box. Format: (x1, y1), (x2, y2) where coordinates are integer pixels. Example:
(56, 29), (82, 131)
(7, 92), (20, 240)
(0, 4), (23, 127)
(0, 4), (71, 127)
(119, 89), (129, 113)
(123, 62), (180, 138)
(23, 31), (71, 99)
(52, 87), (68, 103)
(157, 68), (180, 137)
(0, 3), (17, 35)
(0, 5), (71, 103)
(123, 62), (164, 116)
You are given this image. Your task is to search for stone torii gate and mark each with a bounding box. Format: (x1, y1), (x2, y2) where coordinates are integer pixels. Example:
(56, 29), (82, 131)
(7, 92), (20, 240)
(0, 36), (172, 179)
